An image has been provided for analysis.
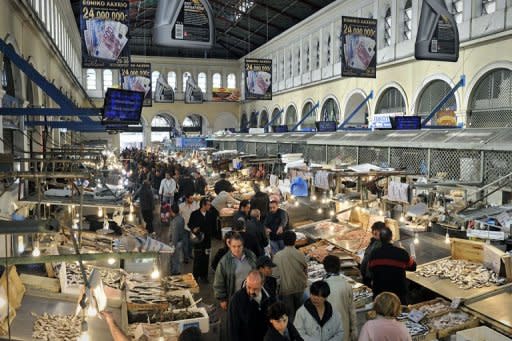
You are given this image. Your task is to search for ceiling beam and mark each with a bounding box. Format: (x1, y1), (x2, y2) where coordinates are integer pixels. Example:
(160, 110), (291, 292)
(253, 1), (303, 22)
(217, 41), (245, 56)
(295, 0), (323, 11)
(214, 15), (270, 41)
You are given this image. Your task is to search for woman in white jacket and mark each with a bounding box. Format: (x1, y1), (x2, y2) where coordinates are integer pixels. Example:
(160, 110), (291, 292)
(294, 280), (344, 341)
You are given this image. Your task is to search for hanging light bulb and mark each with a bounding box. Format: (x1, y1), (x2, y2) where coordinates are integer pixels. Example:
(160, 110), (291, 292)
(118, 179), (123, 186)
(311, 195), (317, 201)
(128, 213), (134, 222)
(414, 233), (419, 245)
(329, 210), (335, 217)
(151, 266), (161, 280)
(399, 214), (405, 223)
(108, 257), (116, 265)
(97, 208), (103, 218)
(379, 209), (384, 216)
(17, 236), (24, 254)
(294, 201), (299, 207)
(317, 208), (323, 214)
(32, 244), (41, 257)
(87, 304), (97, 317)
(445, 232), (450, 244)
(290, 195), (295, 201)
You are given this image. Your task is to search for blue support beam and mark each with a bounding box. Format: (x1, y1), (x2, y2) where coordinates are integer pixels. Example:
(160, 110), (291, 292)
(291, 102), (319, 132)
(0, 38), (75, 109)
(421, 75), (465, 128)
(25, 121), (104, 130)
(0, 108), (100, 117)
(337, 91), (374, 130)
(264, 109), (284, 132)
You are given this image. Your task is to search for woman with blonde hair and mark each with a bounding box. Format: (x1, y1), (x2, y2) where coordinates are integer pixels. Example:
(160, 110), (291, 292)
(358, 292), (411, 341)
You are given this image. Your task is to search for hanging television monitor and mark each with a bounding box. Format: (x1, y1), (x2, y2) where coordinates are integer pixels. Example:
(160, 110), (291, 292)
(393, 116), (421, 130)
(101, 88), (143, 125)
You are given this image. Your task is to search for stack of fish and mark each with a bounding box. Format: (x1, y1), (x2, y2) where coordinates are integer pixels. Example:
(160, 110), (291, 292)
(353, 286), (373, 307)
(417, 259), (506, 289)
(307, 260), (326, 282)
(416, 301), (451, 316)
(396, 313), (430, 337)
(161, 275), (199, 292)
(63, 263), (123, 290)
(429, 311), (472, 330)
(32, 313), (82, 341)
(126, 273), (167, 306)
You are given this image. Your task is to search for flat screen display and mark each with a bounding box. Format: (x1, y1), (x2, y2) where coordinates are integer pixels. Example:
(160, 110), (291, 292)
(101, 88), (144, 125)
(316, 121), (337, 132)
(394, 116), (421, 130)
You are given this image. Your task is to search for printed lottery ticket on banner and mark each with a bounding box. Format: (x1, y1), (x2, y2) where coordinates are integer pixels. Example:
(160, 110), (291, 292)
(344, 34), (376, 71)
(123, 76), (151, 96)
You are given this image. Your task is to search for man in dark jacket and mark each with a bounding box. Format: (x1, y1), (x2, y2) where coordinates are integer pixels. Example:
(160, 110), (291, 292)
(256, 256), (277, 300)
(360, 221), (385, 287)
(178, 171), (196, 200)
(134, 181), (155, 233)
(368, 227), (417, 304)
(193, 172), (208, 196)
(234, 218), (263, 258)
(168, 204), (185, 275)
(264, 200), (289, 255)
(246, 209), (268, 254)
(214, 172), (234, 194)
(232, 200), (251, 226)
(228, 270), (276, 341)
(251, 185), (270, 221)
(189, 198), (214, 283)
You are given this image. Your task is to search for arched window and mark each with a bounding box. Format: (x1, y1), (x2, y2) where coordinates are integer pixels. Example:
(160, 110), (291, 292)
(452, 0), (463, 23)
(167, 71), (177, 89)
(384, 7), (392, 47)
(151, 114), (176, 142)
(375, 88), (406, 114)
(321, 98), (339, 122)
(416, 80), (456, 123)
(403, 0), (413, 41)
(227, 73), (236, 88)
(183, 114), (203, 135)
(86, 69), (96, 90)
(103, 69), (112, 91)
(271, 108), (281, 128)
(212, 73), (222, 88)
(468, 68), (512, 128)
(482, 0), (496, 15)
(240, 113), (249, 131)
(260, 110), (269, 128)
(344, 93), (368, 125)
(285, 105), (297, 130)
(183, 71), (191, 92)
(198, 72), (207, 93)
(151, 71), (160, 93)
(301, 102), (317, 130)
(249, 112), (258, 128)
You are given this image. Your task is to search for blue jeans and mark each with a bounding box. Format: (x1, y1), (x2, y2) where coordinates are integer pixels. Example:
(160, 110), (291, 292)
(162, 195), (174, 206)
(171, 241), (182, 274)
(269, 240), (284, 255)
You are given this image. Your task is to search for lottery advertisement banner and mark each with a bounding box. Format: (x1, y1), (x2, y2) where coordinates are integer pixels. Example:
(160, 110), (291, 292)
(341, 16), (378, 78)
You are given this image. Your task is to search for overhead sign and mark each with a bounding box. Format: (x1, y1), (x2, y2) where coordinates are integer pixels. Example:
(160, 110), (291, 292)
(80, 0), (130, 69)
(245, 59), (272, 100)
(212, 88), (240, 102)
(341, 16), (377, 78)
(121, 63), (152, 107)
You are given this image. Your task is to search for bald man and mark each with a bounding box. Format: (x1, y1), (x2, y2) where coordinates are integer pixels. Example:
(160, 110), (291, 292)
(227, 270), (276, 341)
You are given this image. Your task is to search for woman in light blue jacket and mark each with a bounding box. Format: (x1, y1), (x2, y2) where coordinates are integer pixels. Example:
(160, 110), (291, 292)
(294, 281), (344, 341)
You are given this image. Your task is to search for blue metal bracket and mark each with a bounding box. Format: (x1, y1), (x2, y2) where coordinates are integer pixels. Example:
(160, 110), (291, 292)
(291, 102), (319, 132)
(421, 75), (465, 128)
(1, 108), (100, 116)
(337, 91), (374, 130)
(264, 109), (284, 132)
(25, 120), (105, 131)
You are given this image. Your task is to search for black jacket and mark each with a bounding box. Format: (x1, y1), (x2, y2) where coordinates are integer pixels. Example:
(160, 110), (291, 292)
(211, 246), (229, 271)
(263, 209), (289, 241)
(228, 286), (276, 341)
(194, 176), (207, 195)
(368, 242), (417, 304)
(251, 191), (270, 220)
(241, 231), (264, 258)
(178, 176), (196, 198)
(263, 276), (277, 301)
(264, 323), (303, 341)
(246, 218), (269, 250)
(214, 179), (234, 194)
(135, 184), (154, 211)
(188, 209), (214, 249)
(360, 237), (381, 286)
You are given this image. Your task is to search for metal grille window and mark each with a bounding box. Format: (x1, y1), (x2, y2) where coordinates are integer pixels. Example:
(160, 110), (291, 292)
(469, 68), (512, 128)
(452, 0), (463, 24)
(302, 102), (317, 130)
(326, 34), (331, 64)
(285, 105), (297, 130)
(321, 98), (339, 121)
(152, 71), (160, 93)
(316, 40), (320, 69)
(212, 73), (222, 88)
(376, 87), (406, 114)
(182, 71), (191, 92)
(167, 71), (177, 89)
(198, 72), (207, 93)
(227, 73), (236, 88)
(260, 110), (269, 127)
(384, 7), (392, 47)
(416, 80), (456, 120)
(103, 69), (112, 91)
(482, 0), (496, 15)
(403, 0), (413, 41)
(86, 69), (96, 90)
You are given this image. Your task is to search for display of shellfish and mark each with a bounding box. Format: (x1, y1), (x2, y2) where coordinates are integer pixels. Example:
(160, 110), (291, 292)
(32, 313), (82, 341)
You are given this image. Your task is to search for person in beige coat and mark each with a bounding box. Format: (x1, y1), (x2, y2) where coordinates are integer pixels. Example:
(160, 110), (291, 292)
(323, 255), (357, 341)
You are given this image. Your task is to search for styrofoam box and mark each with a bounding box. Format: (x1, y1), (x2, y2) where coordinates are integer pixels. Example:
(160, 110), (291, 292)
(456, 326), (512, 341)
(167, 289), (196, 311)
(170, 307), (209, 333)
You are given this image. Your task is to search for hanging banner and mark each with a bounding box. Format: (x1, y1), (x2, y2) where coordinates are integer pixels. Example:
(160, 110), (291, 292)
(341, 16), (378, 78)
(212, 88), (241, 102)
(121, 63), (152, 107)
(80, 0), (130, 69)
(245, 59), (272, 100)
